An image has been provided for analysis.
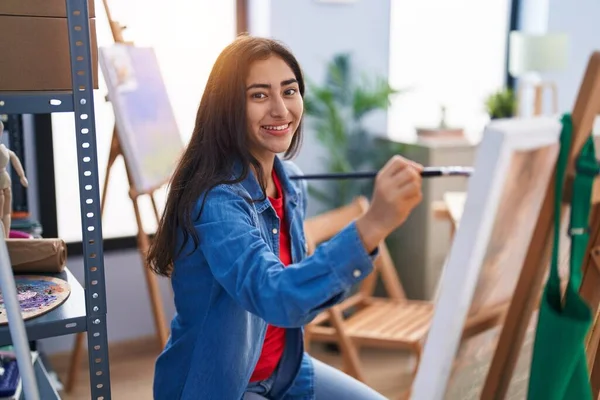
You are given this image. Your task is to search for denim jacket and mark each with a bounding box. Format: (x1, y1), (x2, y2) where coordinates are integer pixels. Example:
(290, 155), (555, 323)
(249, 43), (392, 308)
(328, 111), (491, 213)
(153, 156), (378, 400)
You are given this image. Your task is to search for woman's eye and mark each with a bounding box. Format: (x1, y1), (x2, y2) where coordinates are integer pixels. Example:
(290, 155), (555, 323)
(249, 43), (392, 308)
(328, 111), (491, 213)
(252, 93), (266, 99)
(284, 88), (297, 96)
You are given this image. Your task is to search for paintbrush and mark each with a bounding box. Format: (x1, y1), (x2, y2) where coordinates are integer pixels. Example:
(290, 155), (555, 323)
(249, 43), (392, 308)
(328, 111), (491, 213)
(290, 166), (473, 181)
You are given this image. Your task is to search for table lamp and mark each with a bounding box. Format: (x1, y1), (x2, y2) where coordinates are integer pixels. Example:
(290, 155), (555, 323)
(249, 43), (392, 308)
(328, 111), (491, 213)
(509, 31), (568, 116)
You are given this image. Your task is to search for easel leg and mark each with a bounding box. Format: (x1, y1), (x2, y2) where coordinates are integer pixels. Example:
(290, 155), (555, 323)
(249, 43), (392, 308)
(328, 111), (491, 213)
(592, 339), (600, 398)
(578, 203), (600, 397)
(580, 164), (600, 392)
(100, 129), (120, 215)
(150, 195), (160, 222)
(581, 204), (600, 355)
(579, 204), (600, 398)
(131, 190), (169, 347)
(64, 332), (85, 393)
(589, 306), (600, 396)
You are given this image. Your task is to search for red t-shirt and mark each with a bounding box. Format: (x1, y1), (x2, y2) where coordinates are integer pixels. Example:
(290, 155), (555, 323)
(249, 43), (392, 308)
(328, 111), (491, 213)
(249, 170), (292, 382)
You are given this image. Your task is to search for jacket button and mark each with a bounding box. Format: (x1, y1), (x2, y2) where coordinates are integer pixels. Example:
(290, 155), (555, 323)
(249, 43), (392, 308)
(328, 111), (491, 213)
(353, 269), (362, 278)
(272, 228), (278, 234)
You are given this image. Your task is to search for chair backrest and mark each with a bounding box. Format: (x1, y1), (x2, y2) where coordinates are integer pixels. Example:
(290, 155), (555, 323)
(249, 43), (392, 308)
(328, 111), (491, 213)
(304, 196), (405, 300)
(304, 196), (369, 254)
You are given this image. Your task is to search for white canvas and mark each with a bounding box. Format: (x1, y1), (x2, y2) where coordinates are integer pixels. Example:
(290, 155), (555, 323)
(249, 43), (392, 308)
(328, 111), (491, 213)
(410, 116), (562, 399)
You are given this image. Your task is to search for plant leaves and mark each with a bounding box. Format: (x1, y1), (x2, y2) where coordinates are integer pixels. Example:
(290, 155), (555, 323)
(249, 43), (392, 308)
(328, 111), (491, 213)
(326, 53), (353, 106)
(485, 88), (516, 118)
(302, 52), (405, 211)
(353, 75), (401, 120)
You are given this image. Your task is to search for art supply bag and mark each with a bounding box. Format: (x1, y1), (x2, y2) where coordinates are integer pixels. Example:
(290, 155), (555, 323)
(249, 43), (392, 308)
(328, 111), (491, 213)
(528, 114), (597, 399)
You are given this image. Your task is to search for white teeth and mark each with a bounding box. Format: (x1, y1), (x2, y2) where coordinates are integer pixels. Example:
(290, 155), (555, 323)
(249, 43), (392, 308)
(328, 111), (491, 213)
(263, 123), (289, 131)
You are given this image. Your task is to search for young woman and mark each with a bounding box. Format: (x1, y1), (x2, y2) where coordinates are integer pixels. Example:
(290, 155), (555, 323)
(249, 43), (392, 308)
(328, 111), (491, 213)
(147, 35), (423, 400)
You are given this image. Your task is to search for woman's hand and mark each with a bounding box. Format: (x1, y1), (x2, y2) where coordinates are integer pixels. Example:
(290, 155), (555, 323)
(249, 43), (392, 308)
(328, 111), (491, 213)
(356, 155), (423, 252)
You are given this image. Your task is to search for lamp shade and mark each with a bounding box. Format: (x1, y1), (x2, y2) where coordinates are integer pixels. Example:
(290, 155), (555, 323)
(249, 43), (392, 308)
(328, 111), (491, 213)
(509, 31), (568, 77)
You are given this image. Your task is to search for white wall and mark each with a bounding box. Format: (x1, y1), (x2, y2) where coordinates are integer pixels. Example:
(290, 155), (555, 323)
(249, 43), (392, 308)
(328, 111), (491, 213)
(387, 0), (511, 142)
(519, 0), (549, 33)
(547, 0), (600, 126)
(518, 0), (600, 132)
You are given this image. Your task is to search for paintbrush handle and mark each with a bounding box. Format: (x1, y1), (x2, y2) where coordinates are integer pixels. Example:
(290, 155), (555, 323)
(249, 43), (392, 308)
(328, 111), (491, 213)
(289, 166), (473, 180)
(421, 166), (474, 177)
(289, 171), (375, 180)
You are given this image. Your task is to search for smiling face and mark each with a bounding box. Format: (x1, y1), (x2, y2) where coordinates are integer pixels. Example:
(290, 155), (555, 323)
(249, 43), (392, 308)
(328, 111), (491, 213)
(245, 55), (304, 166)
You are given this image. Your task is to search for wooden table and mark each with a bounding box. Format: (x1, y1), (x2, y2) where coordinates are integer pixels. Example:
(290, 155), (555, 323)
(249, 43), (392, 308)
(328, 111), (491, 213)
(432, 191), (467, 238)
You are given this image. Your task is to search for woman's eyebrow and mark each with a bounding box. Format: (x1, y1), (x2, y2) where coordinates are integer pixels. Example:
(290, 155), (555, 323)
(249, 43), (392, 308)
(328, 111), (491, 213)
(246, 78), (298, 91)
(281, 78), (298, 86)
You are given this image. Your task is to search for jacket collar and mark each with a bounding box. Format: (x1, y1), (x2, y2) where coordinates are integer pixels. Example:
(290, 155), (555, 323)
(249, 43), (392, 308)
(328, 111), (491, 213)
(273, 156), (300, 205)
(231, 156), (300, 211)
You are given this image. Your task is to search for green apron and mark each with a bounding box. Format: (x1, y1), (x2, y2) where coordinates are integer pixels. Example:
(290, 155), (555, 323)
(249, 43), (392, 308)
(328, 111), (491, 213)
(527, 113), (598, 399)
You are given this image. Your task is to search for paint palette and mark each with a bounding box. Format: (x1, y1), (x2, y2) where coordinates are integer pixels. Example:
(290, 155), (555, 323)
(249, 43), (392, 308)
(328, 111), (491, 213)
(0, 276), (71, 325)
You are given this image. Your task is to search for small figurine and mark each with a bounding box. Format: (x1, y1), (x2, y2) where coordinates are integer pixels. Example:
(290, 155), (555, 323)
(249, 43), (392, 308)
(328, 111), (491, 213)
(0, 121), (28, 237)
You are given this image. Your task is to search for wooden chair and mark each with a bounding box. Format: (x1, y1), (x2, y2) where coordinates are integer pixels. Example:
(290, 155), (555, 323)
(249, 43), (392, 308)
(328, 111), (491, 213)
(303, 196), (406, 361)
(303, 195), (507, 384)
(431, 191), (467, 240)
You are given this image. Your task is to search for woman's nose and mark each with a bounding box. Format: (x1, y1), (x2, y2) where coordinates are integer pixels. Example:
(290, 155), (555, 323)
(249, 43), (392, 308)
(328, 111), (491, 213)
(270, 95), (287, 118)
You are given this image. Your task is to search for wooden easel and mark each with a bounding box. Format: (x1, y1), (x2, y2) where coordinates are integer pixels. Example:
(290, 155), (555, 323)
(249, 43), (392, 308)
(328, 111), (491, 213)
(481, 51), (600, 399)
(580, 202), (600, 397)
(98, 127), (170, 347)
(65, 0), (170, 391)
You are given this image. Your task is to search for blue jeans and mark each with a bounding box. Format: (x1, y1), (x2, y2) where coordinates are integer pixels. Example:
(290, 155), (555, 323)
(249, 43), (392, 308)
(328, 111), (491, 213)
(245, 352), (387, 400)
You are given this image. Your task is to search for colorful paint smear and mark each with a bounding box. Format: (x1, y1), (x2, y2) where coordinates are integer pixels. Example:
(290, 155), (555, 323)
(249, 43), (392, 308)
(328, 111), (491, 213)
(0, 276), (69, 323)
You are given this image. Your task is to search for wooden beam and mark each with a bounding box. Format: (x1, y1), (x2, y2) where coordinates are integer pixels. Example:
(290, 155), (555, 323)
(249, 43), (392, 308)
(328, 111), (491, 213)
(564, 175), (600, 204)
(236, 0), (248, 35)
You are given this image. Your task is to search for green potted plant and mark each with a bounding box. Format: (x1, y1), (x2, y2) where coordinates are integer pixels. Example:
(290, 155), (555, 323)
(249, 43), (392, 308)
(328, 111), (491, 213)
(485, 88), (517, 119)
(303, 53), (406, 210)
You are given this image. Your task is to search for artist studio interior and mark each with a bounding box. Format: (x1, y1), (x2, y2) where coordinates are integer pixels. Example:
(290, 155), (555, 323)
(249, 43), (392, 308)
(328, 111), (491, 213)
(1, 1), (600, 399)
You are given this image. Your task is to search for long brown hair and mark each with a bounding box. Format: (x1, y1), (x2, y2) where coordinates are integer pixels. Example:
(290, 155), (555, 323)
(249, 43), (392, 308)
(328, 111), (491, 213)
(147, 35), (305, 277)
